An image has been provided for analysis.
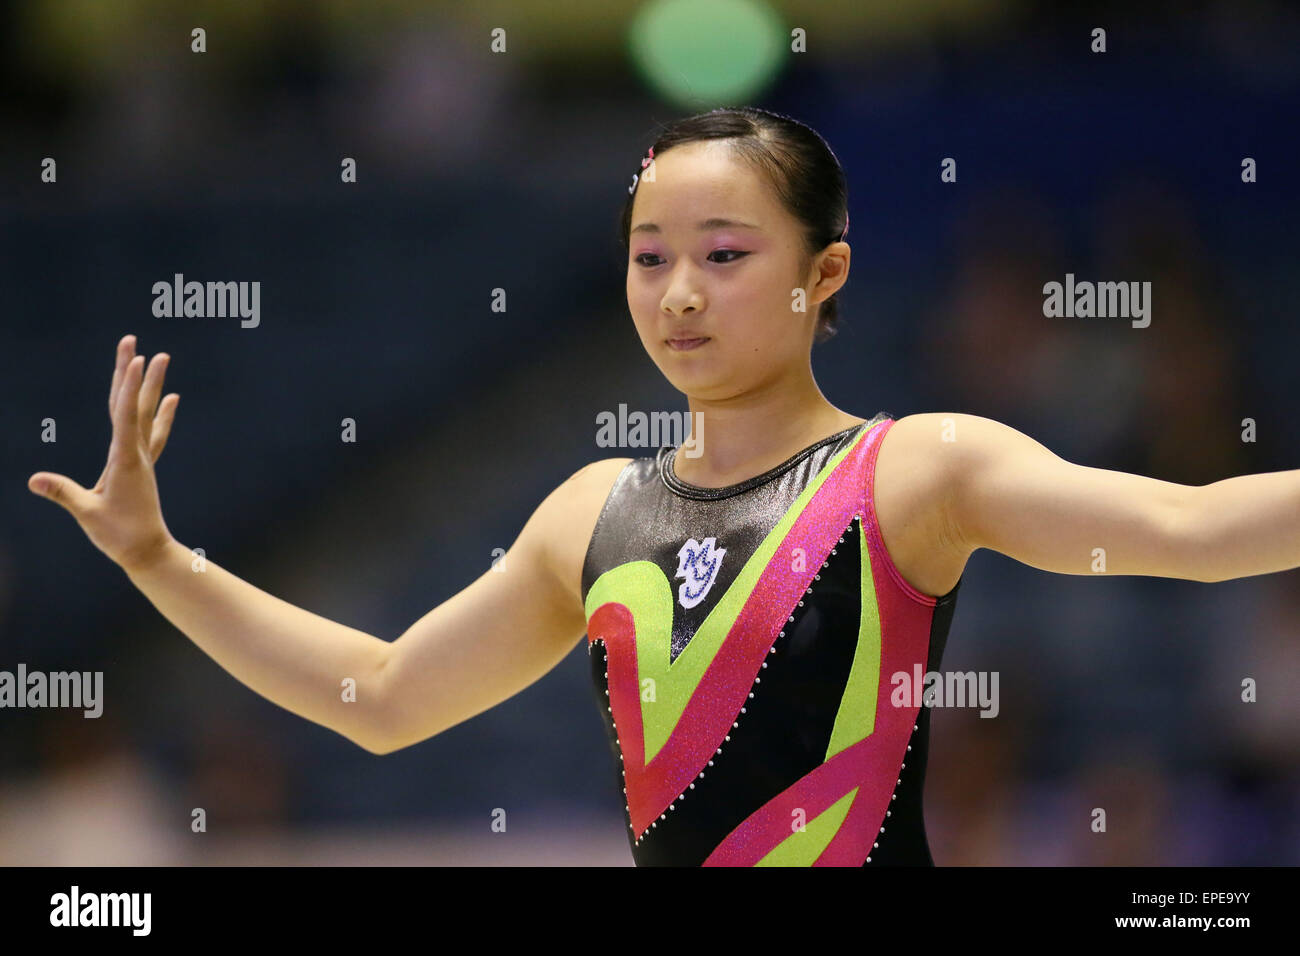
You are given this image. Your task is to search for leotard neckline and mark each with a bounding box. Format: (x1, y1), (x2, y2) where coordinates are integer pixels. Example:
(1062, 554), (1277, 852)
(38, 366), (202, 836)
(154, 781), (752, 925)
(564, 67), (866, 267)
(659, 419), (874, 501)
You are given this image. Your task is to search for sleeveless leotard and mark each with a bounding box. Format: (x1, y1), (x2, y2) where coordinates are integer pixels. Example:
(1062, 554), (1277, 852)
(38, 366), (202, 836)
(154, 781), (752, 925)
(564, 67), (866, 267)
(581, 412), (962, 865)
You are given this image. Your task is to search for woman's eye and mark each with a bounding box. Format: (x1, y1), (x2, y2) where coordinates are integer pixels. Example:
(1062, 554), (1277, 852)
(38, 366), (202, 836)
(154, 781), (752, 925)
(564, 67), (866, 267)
(709, 249), (748, 263)
(633, 250), (748, 267)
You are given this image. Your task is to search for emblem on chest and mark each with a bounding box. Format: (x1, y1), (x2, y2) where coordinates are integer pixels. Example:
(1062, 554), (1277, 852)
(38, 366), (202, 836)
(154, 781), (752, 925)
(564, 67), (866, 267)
(674, 536), (727, 609)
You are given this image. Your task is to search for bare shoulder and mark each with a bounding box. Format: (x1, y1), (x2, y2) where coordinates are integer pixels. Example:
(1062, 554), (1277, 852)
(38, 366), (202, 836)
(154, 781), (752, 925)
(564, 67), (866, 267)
(874, 412), (969, 501)
(536, 457), (635, 612)
(877, 412), (1035, 487)
(872, 413), (972, 598)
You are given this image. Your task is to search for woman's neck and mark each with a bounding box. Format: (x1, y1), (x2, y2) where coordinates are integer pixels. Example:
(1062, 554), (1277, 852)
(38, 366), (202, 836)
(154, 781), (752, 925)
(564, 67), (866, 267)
(672, 393), (868, 488)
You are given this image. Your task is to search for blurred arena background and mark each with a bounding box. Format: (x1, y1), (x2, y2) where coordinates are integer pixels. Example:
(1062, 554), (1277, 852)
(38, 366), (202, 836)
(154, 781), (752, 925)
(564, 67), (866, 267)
(2, 0), (1298, 865)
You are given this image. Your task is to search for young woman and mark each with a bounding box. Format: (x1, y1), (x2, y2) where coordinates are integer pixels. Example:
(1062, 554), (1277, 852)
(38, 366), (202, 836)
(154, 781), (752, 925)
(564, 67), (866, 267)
(29, 107), (1298, 867)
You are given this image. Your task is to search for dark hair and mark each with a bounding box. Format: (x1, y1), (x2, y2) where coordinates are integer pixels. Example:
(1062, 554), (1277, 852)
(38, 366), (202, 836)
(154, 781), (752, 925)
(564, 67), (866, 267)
(619, 106), (849, 344)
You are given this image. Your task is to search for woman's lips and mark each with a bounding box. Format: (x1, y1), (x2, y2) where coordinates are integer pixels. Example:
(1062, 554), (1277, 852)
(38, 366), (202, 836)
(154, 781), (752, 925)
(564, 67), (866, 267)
(667, 337), (710, 351)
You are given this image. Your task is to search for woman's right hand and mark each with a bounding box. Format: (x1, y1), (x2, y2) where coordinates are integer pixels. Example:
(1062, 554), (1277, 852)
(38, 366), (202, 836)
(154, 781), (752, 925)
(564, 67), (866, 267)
(29, 334), (182, 573)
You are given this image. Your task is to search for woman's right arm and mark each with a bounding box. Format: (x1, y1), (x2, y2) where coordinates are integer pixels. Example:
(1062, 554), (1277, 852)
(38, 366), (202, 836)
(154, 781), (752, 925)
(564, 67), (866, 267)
(123, 457), (619, 755)
(369, 455), (628, 753)
(29, 334), (627, 755)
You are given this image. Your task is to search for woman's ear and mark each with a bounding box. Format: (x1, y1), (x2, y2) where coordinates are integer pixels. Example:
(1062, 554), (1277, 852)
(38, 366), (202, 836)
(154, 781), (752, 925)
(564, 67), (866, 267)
(808, 243), (850, 306)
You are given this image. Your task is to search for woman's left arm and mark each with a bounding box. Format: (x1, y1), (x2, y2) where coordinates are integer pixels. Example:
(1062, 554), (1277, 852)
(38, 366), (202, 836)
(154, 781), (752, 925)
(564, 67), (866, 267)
(911, 412), (1300, 583)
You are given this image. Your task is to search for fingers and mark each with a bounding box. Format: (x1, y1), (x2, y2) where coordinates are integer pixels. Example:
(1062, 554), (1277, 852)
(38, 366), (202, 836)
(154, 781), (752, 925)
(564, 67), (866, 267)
(109, 334), (136, 418)
(136, 353), (169, 448)
(149, 394), (180, 462)
(109, 337), (173, 457)
(28, 471), (94, 515)
(110, 354), (146, 461)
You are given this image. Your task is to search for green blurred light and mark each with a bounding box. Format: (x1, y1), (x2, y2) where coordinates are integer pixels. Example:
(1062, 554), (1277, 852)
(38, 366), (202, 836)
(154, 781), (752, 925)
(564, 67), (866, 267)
(628, 0), (786, 109)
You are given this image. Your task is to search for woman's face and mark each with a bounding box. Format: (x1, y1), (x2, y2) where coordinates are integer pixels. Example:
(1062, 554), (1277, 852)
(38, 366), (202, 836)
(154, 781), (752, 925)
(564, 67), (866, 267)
(625, 140), (846, 401)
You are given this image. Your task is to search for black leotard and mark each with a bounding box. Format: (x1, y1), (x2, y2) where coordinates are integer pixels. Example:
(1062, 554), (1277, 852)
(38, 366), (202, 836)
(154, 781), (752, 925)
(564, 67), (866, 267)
(581, 413), (962, 865)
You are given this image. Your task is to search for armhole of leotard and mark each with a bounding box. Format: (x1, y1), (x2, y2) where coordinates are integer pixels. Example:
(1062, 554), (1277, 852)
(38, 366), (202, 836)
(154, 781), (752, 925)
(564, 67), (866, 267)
(864, 418), (941, 609)
(579, 457), (641, 607)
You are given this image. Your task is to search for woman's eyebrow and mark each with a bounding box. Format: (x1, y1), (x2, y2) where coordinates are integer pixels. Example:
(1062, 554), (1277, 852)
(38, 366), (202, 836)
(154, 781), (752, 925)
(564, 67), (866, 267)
(630, 217), (761, 235)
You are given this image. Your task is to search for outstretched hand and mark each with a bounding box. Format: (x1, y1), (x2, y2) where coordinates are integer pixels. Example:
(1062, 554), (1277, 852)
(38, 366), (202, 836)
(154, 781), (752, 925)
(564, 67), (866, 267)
(29, 334), (181, 572)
